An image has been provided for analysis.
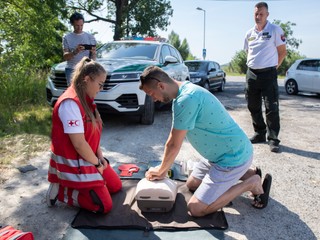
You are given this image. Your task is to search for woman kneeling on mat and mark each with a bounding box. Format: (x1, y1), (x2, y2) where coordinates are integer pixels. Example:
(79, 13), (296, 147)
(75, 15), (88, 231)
(46, 57), (122, 213)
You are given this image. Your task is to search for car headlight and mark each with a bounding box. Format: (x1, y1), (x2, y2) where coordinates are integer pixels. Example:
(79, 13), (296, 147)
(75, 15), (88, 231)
(190, 77), (202, 83)
(49, 68), (56, 79)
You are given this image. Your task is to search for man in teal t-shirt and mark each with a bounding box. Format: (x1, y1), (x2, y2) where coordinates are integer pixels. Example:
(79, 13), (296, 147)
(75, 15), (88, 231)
(173, 81), (252, 168)
(139, 66), (272, 216)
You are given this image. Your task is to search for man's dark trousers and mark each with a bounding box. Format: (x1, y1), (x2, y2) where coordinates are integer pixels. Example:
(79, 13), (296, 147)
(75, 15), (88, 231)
(245, 67), (280, 143)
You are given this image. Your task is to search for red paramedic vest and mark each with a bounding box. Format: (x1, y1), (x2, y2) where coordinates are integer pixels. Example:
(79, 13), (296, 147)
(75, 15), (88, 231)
(48, 87), (104, 189)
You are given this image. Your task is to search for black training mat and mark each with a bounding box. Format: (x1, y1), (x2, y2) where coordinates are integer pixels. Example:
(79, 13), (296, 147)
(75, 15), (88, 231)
(71, 180), (228, 231)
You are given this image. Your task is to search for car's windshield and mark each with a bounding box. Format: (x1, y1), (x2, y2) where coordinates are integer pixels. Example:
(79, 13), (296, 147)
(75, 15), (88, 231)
(97, 42), (157, 60)
(185, 62), (207, 72)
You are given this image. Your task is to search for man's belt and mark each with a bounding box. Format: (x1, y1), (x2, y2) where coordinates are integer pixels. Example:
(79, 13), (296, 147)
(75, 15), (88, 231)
(249, 66), (276, 73)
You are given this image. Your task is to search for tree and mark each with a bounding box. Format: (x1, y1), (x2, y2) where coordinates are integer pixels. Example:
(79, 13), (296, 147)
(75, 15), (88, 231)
(228, 50), (247, 74)
(68, 0), (173, 40)
(229, 20), (304, 75)
(273, 20), (302, 54)
(167, 31), (194, 60)
(272, 20), (305, 75)
(0, 0), (67, 71)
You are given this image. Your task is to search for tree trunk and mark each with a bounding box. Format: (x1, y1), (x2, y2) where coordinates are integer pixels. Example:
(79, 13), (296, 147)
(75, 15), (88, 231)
(113, 0), (128, 40)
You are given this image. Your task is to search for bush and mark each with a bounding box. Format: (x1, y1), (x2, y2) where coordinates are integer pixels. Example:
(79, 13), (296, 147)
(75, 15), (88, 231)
(0, 69), (52, 137)
(228, 50), (248, 74)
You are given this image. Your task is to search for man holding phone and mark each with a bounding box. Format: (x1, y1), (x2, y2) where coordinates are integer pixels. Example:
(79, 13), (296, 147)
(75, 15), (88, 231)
(63, 12), (97, 85)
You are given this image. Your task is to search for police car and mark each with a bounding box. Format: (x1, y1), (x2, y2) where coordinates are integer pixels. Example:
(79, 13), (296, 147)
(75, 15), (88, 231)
(46, 38), (190, 125)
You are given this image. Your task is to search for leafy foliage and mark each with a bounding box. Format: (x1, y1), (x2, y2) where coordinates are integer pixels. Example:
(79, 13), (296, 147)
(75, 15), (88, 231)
(167, 31), (193, 60)
(127, 0), (173, 37)
(0, 0), (62, 138)
(273, 20), (302, 52)
(228, 50), (247, 74)
(69, 0), (173, 40)
(0, 0), (67, 71)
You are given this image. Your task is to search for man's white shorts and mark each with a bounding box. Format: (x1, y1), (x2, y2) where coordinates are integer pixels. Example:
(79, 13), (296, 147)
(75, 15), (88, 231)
(191, 156), (253, 205)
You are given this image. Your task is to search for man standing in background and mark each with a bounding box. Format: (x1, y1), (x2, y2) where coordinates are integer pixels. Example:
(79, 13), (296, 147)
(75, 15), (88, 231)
(244, 2), (287, 153)
(63, 12), (97, 85)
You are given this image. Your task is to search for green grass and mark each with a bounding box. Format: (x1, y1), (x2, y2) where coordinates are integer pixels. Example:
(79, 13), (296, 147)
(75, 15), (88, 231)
(224, 71), (245, 77)
(222, 65), (244, 77)
(0, 69), (52, 165)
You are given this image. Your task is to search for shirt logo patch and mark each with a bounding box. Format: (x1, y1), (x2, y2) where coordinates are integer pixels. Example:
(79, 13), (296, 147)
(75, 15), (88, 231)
(67, 120), (80, 127)
(281, 34), (286, 42)
(248, 36), (256, 41)
(262, 32), (271, 40)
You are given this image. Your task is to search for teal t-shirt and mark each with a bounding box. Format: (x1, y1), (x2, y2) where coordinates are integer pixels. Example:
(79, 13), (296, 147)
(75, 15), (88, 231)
(172, 81), (253, 167)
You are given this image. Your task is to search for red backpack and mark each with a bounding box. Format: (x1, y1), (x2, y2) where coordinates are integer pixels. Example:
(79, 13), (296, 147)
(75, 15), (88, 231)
(0, 226), (34, 240)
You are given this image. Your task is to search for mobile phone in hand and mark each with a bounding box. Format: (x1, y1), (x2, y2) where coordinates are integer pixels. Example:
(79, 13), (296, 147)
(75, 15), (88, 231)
(82, 44), (96, 50)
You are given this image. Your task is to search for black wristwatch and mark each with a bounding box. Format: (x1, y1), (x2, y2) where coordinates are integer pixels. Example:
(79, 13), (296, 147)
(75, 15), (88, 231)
(94, 158), (103, 168)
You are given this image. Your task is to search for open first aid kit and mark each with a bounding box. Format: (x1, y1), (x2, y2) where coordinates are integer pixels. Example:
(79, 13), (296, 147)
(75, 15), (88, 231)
(135, 178), (178, 212)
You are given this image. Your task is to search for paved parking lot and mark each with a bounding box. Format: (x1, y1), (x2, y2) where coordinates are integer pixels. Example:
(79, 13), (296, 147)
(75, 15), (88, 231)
(0, 76), (319, 239)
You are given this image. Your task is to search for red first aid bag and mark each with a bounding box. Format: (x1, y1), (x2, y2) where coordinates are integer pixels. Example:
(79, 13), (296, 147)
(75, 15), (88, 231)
(0, 226), (34, 240)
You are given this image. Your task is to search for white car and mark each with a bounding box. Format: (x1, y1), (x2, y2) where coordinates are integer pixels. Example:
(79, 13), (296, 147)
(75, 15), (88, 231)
(46, 39), (190, 125)
(284, 58), (320, 95)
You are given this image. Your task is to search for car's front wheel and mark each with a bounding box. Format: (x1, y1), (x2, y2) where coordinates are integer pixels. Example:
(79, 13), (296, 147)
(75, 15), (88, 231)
(218, 79), (225, 92)
(203, 81), (210, 91)
(285, 79), (298, 95)
(140, 95), (155, 125)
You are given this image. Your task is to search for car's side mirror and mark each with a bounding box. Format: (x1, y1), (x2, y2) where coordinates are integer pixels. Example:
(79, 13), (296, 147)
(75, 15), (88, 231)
(164, 56), (178, 66)
(209, 68), (216, 72)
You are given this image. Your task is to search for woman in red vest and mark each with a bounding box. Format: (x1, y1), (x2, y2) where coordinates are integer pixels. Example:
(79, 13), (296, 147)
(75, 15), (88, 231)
(46, 57), (122, 213)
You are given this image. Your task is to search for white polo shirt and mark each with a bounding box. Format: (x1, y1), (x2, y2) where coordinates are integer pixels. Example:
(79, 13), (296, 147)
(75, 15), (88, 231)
(244, 21), (286, 69)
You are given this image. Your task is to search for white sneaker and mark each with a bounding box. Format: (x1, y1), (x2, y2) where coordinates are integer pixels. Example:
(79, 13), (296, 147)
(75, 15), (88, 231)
(46, 183), (59, 207)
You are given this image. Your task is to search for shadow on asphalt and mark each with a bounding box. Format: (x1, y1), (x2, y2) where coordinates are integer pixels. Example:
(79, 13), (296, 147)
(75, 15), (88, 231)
(224, 195), (317, 240)
(280, 145), (320, 161)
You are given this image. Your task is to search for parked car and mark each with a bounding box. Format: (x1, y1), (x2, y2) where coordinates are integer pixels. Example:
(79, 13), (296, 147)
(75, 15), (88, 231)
(184, 60), (226, 92)
(284, 58), (320, 95)
(46, 39), (190, 125)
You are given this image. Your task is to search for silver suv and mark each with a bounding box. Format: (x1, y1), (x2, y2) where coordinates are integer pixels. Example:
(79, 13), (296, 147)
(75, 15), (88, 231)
(46, 40), (190, 124)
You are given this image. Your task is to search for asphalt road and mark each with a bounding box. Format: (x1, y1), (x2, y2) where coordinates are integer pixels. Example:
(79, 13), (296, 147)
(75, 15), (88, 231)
(0, 76), (319, 239)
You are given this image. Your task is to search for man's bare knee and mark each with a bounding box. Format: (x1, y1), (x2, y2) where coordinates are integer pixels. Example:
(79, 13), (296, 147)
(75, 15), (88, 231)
(187, 196), (208, 217)
(186, 176), (201, 191)
(187, 201), (206, 217)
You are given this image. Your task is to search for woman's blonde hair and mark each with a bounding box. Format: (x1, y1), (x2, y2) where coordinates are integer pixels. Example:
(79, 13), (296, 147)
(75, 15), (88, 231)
(71, 57), (106, 127)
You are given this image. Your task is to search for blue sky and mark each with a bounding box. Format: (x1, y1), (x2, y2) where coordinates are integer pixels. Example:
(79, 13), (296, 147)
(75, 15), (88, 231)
(84, 0), (320, 64)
